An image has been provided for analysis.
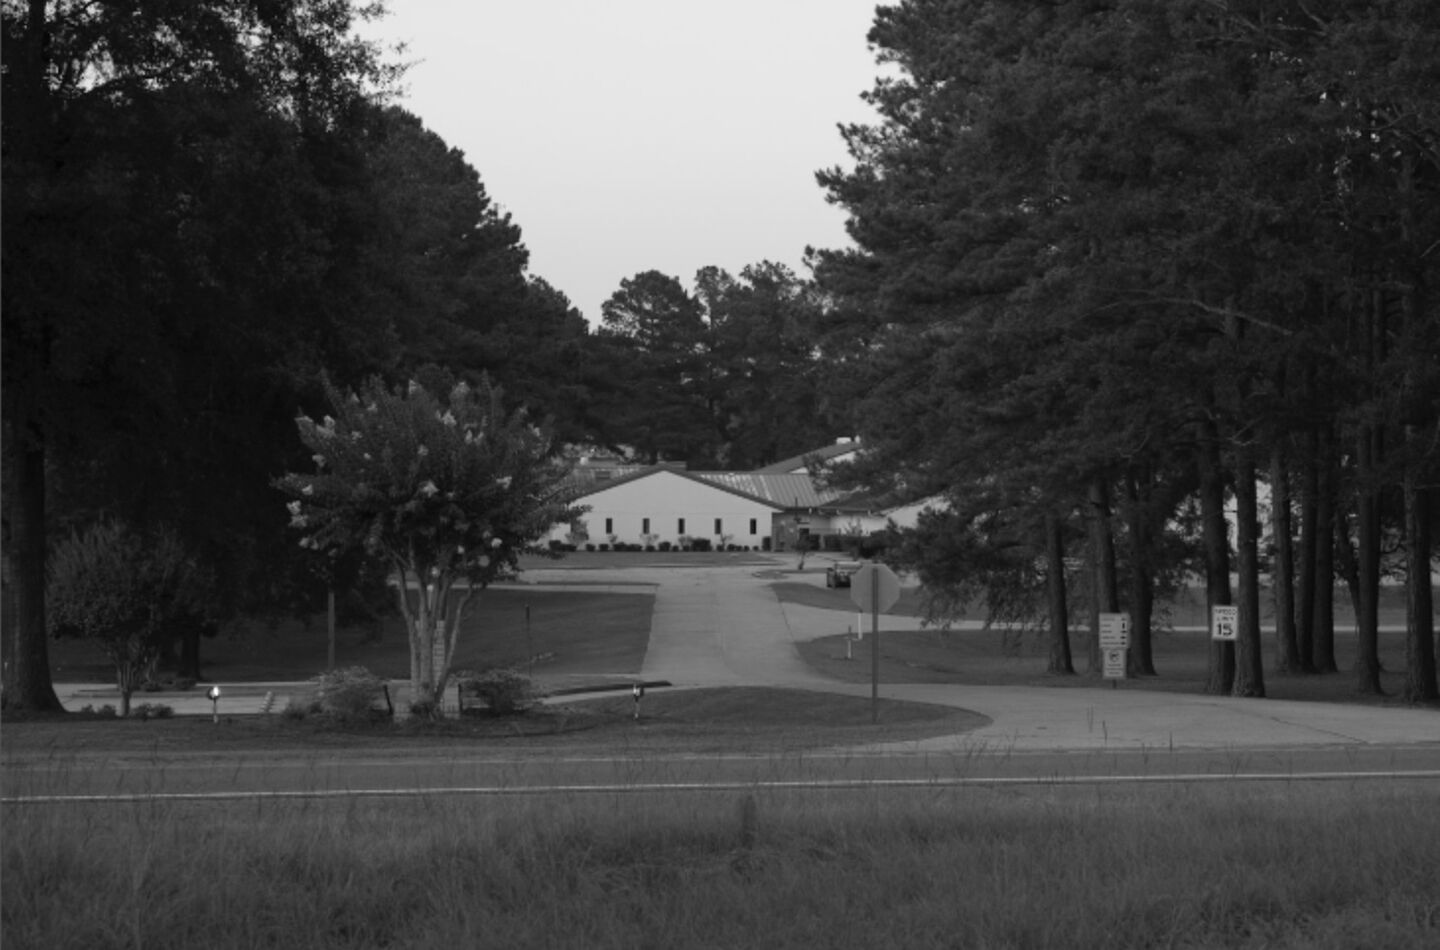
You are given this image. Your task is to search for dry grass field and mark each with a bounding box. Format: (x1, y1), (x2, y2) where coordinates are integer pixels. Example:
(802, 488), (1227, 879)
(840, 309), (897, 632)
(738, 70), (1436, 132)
(6, 778), (1437, 949)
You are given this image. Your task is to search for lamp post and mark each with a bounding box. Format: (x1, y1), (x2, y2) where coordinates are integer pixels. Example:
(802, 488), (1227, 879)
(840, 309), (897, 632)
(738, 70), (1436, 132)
(632, 682), (645, 720)
(207, 685), (221, 723)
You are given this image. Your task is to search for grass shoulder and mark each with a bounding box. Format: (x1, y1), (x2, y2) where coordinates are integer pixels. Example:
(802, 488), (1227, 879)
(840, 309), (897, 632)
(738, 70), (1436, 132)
(0, 686), (988, 759)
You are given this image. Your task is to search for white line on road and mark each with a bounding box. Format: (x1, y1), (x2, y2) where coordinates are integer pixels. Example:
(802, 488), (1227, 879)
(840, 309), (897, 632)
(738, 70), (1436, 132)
(6, 770), (1438, 805)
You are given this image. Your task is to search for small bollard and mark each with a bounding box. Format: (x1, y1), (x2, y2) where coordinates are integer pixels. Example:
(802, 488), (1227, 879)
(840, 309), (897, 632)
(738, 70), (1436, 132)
(207, 685), (221, 723)
(632, 682), (645, 720)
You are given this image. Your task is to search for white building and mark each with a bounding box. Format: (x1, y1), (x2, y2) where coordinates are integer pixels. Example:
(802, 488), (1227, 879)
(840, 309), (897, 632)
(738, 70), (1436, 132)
(548, 438), (943, 552)
(550, 467), (784, 549)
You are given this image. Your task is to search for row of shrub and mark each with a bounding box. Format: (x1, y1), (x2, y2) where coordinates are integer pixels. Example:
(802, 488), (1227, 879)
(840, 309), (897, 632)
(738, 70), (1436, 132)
(76, 703), (174, 719)
(281, 665), (541, 724)
(547, 539), (770, 553)
(816, 531), (890, 559)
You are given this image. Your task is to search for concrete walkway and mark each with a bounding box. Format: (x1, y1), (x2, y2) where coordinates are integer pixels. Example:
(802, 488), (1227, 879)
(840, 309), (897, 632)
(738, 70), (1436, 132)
(49, 555), (1440, 753)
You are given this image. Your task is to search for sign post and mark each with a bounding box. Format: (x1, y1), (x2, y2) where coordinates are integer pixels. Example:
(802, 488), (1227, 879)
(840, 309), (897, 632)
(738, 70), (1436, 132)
(1098, 612), (1130, 687)
(850, 563), (901, 723)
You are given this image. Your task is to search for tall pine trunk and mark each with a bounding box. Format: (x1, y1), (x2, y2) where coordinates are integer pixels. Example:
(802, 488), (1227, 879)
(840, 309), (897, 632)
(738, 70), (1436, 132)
(1350, 283), (1387, 695)
(1123, 469), (1157, 675)
(1086, 478), (1120, 675)
(0, 7), (63, 713)
(1270, 442), (1300, 672)
(1233, 451), (1266, 697)
(0, 416), (63, 712)
(1313, 438), (1339, 673)
(1200, 428), (1235, 694)
(1044, 510), (1074, 675)
(1402, 474), (1437, 703)
(1354, 422), (1384, 695)
(1295, 425), (1320, 672)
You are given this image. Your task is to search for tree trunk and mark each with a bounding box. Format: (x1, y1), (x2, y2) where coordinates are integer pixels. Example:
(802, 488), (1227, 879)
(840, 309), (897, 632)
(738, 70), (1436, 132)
(0, 0), (63, 714)
(1396, 155), (1437, 704)
(1312, 445), (1338, 673)
(0, 418), (63, 712)
(1269, 442), (1300, 673)
(1086, 478), (1119, 674)
(1199, 429), (1235, 694)
(1123, 470), (1157, 675)
(1044, 510), (1074, 675)
(178, 626), (203, 681)
(1354, 424), (1384, 695)
(1233, 452), (1266, 697)
(1295, 426), (1320, 672)
(1402, 476), (1437, 703)
(1334, 503), (1362, 641)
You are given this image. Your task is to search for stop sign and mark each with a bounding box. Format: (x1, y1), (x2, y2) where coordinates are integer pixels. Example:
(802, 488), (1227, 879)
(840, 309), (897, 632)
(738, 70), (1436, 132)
(850, 562), (901, 613)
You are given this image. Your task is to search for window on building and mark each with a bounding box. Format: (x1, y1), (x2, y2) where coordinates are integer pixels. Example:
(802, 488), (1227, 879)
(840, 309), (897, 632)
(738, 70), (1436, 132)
(642, 517), (650, 534)
(749, 518), (758, 535)
(678, 518), (686, 535)
(604, 517), (613, 535)
(714, 518), (723, 535)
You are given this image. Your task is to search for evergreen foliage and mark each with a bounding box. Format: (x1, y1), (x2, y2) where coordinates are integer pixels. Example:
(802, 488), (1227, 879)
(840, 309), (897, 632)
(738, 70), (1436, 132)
(815, 0), (1440, 697)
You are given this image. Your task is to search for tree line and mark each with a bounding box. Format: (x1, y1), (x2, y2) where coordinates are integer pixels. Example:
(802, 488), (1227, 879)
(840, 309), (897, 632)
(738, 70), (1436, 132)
(811, 0), (1440, 701)
(0, 1), (843, 710)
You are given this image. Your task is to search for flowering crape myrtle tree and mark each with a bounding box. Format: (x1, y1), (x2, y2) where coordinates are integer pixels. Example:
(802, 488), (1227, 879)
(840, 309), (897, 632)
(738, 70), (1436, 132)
(276, 376), (581, 710)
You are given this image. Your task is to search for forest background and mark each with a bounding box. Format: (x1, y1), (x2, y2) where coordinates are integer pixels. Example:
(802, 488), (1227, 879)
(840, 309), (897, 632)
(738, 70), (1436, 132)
(3, 0), (1438, 709)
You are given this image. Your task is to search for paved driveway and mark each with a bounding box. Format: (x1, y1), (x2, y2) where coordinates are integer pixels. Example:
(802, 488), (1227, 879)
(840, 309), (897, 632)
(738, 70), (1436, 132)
(518, 558), (1440, 755)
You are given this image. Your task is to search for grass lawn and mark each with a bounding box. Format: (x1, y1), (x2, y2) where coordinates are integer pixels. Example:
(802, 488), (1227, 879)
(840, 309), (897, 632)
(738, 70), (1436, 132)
(47, 550), (777, 685)
(47, 587), (655, 684)
(782, 579), (1436, 706)
(0, 687), (987, 758)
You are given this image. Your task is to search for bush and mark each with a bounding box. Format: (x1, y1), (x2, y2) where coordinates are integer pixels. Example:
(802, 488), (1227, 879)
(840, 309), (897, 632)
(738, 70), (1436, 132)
(309, 666), (389, 723)
(132, 703), (174, 720)
(408, 698), (441, 721)
(691, 537), (712, 552)
(455, 668), (540, 716)
(585, 543), (596, 552)
(658, 541), (672, 552)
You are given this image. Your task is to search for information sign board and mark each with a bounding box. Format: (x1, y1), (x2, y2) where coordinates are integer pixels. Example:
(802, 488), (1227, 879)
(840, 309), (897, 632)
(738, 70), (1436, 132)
(1098, 612), (1131, 649)
(1103, 648), (1127, 680)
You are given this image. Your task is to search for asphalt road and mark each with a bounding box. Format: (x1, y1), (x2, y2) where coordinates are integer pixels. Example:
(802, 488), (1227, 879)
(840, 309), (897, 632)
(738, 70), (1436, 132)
(6, 736), (1440, 804)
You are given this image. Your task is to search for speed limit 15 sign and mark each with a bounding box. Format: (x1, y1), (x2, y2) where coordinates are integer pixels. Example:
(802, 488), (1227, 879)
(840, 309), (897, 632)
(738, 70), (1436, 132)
(1211, 605), (1238, 642)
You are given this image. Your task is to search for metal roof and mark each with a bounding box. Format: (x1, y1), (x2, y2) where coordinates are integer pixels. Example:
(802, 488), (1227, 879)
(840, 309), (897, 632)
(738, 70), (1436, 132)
(693, 472), (867, 510)
(561, 466), (876, 512)
(753, 440), (860, 474)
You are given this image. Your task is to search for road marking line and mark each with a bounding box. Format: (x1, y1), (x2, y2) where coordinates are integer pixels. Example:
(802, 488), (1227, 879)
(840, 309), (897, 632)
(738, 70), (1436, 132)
(6, 770), (1438, 804)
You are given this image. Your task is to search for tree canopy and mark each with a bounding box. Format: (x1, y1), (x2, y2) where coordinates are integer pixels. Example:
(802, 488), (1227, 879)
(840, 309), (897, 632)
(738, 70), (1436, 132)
(275, 375), (580, 707)
(814, 0), (1440, 699)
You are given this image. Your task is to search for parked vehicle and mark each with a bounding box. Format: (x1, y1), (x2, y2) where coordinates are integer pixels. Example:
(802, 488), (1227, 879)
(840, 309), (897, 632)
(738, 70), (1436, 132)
(825, 560), (863, 588)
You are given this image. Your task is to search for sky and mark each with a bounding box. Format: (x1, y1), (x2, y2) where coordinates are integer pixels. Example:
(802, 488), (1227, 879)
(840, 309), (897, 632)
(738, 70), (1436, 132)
(362, 1), (889, 325)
